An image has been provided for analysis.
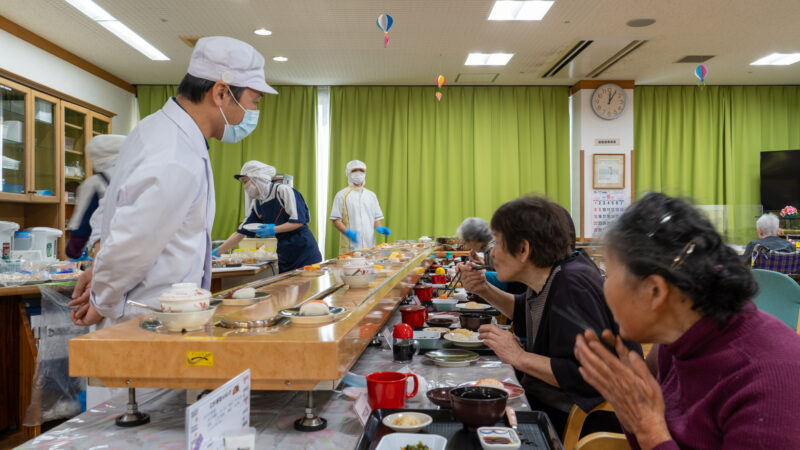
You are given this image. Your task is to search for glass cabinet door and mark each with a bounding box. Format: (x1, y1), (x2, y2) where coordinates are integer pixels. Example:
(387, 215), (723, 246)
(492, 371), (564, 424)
(33, 96), (57, 198)
(92, 116), (109, 136)
(64, 106), (87, 203)
(0, 82), (27, 195)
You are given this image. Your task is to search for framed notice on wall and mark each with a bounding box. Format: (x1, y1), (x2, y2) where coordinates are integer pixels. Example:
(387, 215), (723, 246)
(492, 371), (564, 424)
(593, 153), (625, 189)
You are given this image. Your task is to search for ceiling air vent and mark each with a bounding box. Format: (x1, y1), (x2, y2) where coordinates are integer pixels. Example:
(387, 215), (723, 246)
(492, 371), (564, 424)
(585, 40), (648, 78)
(539, 40), (593, 78)
(179, 36), (202, 48)
(676, 55), (715, 63)
(454, 73), (499, 83)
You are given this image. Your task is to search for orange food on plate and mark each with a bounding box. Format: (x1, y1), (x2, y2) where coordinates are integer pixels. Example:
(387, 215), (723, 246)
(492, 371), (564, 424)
(476, 378), (505, 390)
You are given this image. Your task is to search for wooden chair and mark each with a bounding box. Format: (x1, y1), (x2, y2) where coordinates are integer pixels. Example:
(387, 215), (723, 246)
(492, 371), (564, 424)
(575, 432), (630, 450)
(562, 401), (616, 450)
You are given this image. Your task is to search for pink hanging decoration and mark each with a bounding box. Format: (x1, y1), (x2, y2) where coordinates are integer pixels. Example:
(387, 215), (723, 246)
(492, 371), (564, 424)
(436, 92), (443, 101)
(384, 33), (390, 48)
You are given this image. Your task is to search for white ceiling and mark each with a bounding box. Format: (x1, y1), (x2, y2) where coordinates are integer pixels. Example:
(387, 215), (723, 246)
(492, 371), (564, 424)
(3, 0), (800, 86)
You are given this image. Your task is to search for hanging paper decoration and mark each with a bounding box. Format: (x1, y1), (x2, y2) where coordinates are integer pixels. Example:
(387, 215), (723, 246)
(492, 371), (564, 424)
(694, 64), (708, 88)
(376, 14), (393, 48)
(436, 75), (445, 89)
(435, 92), (443, 101)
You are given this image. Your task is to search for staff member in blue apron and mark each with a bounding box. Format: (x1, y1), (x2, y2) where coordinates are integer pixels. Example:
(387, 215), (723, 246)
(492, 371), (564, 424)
(214, 161), (321, 272)
(65, 134), (126, 259)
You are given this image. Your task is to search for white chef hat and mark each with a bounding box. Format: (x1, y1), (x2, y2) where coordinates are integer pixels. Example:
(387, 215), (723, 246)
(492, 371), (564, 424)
(188, 36), (277, 95)
(346, 160), (367, 176)
(235, 160), (276, 181)
(86, 134), (126, 172)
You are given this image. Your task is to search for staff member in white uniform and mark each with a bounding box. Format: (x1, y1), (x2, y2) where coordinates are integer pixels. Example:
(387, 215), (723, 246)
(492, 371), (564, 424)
(70, 36), (276, 327)
(330, 160), (390, 254)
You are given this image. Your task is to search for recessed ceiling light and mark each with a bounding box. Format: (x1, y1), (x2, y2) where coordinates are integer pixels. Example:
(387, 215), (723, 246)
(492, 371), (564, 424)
(750, 53), (800, 66)
(488, 1), (554, 21)
(626, 18), (656, 27)
(273, 56), (288, 62)
(254, 28), (272, 36)
(64, 0), (168, 60)
(465, 53), (514, 66)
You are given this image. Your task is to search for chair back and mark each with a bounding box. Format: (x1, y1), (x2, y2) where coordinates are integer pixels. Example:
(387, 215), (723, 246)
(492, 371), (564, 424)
(751, 245), (800, 275)
(563, 402), (615, 450)
(752, 268), (800, 332)
(575, 432), (630, 450)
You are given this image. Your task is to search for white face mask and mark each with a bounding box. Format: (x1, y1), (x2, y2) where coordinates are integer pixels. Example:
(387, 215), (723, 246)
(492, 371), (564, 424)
(349, 171), (366, 187)
(244, 180), (260, 198)
(219, 86), (259, 143)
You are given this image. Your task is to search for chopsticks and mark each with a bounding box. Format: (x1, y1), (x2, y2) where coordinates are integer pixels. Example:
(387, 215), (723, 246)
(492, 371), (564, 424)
(550, 303), (597, 334)
(439, 271), (462, 299)
(550, 303), (618, 352)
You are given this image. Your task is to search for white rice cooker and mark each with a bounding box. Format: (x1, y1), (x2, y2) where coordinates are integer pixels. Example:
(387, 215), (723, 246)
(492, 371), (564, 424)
(25, 227), (63, 261)
(0, 221), (19, 259)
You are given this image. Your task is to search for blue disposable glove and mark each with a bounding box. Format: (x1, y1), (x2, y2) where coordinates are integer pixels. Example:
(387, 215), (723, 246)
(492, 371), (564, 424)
(376, 226), (391, 236)
(256, 224), (276, 238)
(485, 271), (509, 291)
(212, 247), (220, 257)
(344, 228), (358, 243)
(69, 248), (92, 262)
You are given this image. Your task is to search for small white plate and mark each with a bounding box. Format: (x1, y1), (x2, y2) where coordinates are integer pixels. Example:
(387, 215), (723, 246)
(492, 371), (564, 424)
(242, 223), (262, 232)
(457, 303), (492, 311)
(477, 426), (521, 449)
(443, 332), (485, 348)
(278, 305), (348, 326)
(375, 433), (446, 450)
(381, 413), (434, 433)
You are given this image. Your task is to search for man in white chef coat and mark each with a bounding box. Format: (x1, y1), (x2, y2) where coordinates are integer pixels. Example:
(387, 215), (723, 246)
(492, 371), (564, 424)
(70, 36), (276, 327)
(330, 160), (390, 255)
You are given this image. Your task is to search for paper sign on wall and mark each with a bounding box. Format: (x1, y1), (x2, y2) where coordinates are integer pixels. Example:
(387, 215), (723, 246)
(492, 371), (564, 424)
(186, 369), (251, 450)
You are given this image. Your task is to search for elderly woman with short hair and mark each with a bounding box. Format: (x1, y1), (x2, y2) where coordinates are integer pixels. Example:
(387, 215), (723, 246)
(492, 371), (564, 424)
(742, 213), (795, 262)
(457, 217), (495, 269)
(574, 193), (800, 449)
(459, 196), (641, 433)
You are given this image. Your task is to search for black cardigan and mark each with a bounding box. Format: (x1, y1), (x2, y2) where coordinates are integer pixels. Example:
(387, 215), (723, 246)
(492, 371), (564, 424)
(512, 252), (642, 412)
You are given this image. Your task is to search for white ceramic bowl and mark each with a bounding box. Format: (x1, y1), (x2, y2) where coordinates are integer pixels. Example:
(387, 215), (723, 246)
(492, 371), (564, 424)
(381, 412), (434, 433)
(154, 307), (216, 332)
(342, 272), (377, 288)
(477, 427), (521, 450)
(375, 433), (446, 450)
(158, 282), (211, 312)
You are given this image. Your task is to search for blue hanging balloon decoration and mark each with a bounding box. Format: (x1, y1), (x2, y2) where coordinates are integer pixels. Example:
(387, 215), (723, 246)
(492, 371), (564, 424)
(376, 14), (394, 48)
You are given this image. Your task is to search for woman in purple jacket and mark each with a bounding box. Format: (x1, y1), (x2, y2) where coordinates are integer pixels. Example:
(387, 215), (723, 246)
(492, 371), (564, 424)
(575, 192), (800, 449)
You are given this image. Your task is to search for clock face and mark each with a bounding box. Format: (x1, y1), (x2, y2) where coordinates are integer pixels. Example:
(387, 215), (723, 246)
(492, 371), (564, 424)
(591, 84), (626, 120)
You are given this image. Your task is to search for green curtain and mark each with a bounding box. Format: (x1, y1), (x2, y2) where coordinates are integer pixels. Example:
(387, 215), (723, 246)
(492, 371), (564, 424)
(136, 85), (318, 241)
(326, 86), (570, 258)
(634, 86), (800, 243)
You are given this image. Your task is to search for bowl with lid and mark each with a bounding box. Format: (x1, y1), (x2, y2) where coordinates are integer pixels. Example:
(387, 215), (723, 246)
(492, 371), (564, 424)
(158, 282), (212, 312)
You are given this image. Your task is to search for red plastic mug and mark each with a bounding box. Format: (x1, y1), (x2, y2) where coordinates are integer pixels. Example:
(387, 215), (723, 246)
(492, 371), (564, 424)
(400, 305), (428, 327)
(414, 286), (434, 302)
(366, 371), (419, 409)
(431, 274), (447, 284)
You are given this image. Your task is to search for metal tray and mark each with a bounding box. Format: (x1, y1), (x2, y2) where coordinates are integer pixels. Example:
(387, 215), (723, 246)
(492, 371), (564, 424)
(356, 408), (563, 450)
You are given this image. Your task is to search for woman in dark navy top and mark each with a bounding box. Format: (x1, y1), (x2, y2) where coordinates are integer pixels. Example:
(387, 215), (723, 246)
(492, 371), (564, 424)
(215, 161), (321, 273)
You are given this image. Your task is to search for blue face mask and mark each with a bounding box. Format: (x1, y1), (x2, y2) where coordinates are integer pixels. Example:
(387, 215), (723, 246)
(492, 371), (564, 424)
(219, 86), (259, 143)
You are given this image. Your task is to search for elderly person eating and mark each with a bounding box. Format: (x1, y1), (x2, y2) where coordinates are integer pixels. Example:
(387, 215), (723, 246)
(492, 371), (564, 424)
(457, 217), (495, 268)
(459, 196), (641, 433)
(574, 192), (800, 449)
